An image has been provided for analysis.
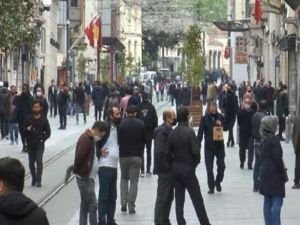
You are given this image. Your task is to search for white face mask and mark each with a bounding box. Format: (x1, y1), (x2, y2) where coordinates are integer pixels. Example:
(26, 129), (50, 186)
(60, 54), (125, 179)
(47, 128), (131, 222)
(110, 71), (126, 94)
(36, 91), (42, 97)
(94, 136), (102, 142)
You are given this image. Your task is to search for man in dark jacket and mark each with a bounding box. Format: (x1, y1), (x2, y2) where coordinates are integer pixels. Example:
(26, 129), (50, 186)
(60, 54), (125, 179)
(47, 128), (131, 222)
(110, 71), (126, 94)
(222, 83), (239, 147)
(73, 121), (107, 225)
(57, 82), (69, 129)
(153, 109), (176, 225)
(74, 82), (87, 124)
(264, 81), (275, 115)
(24, 100), (51, 187)
(0, 81), (9, 139)
(169, 82), (176, 106)
(167, 108), (211, 225)
(276, 84), (288, 141)
(15, 83), (33, 152)
(137, 93), (158, 176)
(118, 105), (145, 214)
(92, 81), (105, 121)
(0, 157), (49, 225)
(48, 79), (57, 117)
(127, 86), (141, 107)
(252, 100), (268, 192)
(238, 98), (255, 169)
(292, 115), (300, 189)
(197, 102), (226, 194)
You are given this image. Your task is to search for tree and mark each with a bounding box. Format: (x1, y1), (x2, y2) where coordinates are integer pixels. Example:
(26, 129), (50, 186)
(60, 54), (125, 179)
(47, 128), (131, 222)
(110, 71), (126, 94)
(182, 25), (205, 87)
(76, 53), (87, 82)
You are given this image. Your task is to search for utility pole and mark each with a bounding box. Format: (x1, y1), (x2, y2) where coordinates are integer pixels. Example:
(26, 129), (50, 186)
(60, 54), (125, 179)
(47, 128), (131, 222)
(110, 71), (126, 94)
(66, 0), (71, 83)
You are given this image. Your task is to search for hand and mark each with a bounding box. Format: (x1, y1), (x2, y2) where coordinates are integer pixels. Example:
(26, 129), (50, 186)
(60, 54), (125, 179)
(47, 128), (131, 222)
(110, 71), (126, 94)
(101, 148), (109, 157)
(27, 126), (32, 131)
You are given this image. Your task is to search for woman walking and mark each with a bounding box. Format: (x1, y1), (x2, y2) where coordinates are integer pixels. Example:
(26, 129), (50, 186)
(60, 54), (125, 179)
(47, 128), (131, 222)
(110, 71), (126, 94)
(259, 115), (286, 225)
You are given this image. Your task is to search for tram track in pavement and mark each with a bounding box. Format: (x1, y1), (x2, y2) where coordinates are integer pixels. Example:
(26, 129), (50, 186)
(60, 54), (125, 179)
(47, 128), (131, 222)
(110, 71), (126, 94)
(36, 100), (170, 208)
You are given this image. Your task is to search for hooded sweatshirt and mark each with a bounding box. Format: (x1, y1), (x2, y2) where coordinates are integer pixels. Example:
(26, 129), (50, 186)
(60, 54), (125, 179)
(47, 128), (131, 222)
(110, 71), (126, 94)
(259, 116), (278, 140)
(0, 191), (49, 225)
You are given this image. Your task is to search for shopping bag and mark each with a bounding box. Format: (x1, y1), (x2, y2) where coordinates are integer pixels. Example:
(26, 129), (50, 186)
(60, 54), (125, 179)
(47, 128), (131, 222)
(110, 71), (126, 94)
(213, 126), (224, 141)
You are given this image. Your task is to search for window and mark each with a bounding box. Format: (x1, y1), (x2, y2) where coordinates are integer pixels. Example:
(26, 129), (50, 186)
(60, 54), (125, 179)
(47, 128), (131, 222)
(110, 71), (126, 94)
(71, 0), (78, 7)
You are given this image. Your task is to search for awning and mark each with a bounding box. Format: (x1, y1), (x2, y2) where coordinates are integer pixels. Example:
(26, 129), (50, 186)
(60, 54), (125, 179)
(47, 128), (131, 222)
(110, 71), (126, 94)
(213, 20), (251, 32)
(279, 34), (296, 51)
(285, 0), (300, 10)
(102, 37), (125, 51)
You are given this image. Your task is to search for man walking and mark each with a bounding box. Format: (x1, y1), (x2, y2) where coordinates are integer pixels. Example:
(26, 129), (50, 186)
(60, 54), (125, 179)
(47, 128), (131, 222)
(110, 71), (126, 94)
(97, 106), (121, 225)
(118, 105), (145, 214)
(24, 100), (51, 187)
(276, 84), (288, 141)
(74, 82), (87, 125)
(197, 102), (226, 194)
(48, 79), (57, 118)
(7, 85), (19, 145)
(0, 157), (50, 224)
(57, 82), (69, 129)
(167, 108), (211, 225)
(92, 81), (105, 121)
(153, 109), (176, 225)
(137, 93), (158, 176)
(73, 121), (107, 225)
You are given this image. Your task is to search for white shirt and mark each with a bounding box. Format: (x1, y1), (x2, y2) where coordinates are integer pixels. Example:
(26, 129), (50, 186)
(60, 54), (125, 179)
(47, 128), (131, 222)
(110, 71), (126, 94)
(98, 126), (119, 168)
(89, 144), (99, 179)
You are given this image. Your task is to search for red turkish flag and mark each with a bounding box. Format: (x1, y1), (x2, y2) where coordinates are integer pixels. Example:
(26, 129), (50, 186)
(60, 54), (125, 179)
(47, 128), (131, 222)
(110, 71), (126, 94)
(84, 19), (95, 47)
(93, 17), (103, 49)
(254, 0), (262, 25)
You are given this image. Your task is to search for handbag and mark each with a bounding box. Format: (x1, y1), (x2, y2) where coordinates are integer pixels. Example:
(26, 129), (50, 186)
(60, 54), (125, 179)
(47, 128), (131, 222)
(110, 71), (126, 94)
(213, 126), (224, 141)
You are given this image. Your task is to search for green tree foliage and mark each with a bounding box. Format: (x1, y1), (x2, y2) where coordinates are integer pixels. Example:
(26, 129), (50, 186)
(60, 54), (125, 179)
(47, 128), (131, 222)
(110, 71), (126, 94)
(182, 25), (204, 87)
(101, 55), (110, 82)
(76, 53), (87, 81)
(183, 0), (227, 22)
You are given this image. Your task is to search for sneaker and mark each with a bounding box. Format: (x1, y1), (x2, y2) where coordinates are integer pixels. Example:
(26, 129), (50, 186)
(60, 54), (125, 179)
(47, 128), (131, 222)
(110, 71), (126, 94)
(31, 180), (36, 187)
(248, 165), (253, 170)
(121, 205), (127, 212)
(240, 163), (244, 169)
(129, 208), (136, 214)
(253, 187), (259, 192)
(207, 189), (214, 194)
(140, 172), (145, 178)
(37, 183), (42, 188)
(292, 184), (300, 189)
(146, 172), (152, 177)
(216, 183), (222, 192)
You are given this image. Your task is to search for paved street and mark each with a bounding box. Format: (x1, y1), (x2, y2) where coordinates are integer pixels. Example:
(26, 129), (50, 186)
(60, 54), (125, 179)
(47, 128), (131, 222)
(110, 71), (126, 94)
(1, 103), (299, 225)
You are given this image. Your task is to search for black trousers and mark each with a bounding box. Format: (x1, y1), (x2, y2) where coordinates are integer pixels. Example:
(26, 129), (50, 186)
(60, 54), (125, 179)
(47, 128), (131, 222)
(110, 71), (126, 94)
(28, 142), (45, 184)
(239, 137), (254, 167)
(172, 162), (211, 225)
(94, 105), (102, 121)
(205, 148), (226, 191)
(141, 132), (153, 173)
(18, 120), (27, 147)
(154, 173), (174, 225)
(278, 116), (286, 137)
(98, 167), (117, 225)
(294, 153), (300, 185)
(0, 118), (9, 139)
(227, 119), (236, 145)
(49, 100), (57, 117)
(59, 106), (67, 128)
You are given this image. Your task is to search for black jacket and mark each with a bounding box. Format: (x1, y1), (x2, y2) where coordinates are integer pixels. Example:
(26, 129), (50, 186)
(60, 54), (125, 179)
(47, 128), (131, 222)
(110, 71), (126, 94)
(167, 123), (200, 168)
(153, 123), (172, 174)
(0, 191), (49, 225)
(137, 101), (158, 131)
(197, 112), (225, 151)
(15, 92), (33, 123)
(92, 86), (105, 107)
(74, 87), (85, 105)
(222, 91), (239, 122)
(237, 108), (255, 140)
(251, 111), (268, 140)
(128, 95), (141, 107)
(57, 91), (69, 107)
(48, 85), (57, 103)
(118, 116), (145, 158)
(260, 135), (286, 197)
(24, 115), (51, 146)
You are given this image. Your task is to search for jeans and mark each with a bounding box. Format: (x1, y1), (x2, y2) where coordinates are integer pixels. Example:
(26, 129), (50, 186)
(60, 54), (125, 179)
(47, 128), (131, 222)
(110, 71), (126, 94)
(28, 142), (45, 184)
(75, 103), (86, 123)
(9, 122), (18, 143)
(76, 177), (97, 225)
(205, 148), (226, 191)
(172, 162), (211, 225)
(120, 157), (142, 210)
(227, 119), (236, 145)
(263, 195), (283, 225)
(98, 167), (117, 225)
(94, 105), (102, 121)
(154, 173), (174, 225)
(141, 133), (153, 173)
(253, 139), (262, 190)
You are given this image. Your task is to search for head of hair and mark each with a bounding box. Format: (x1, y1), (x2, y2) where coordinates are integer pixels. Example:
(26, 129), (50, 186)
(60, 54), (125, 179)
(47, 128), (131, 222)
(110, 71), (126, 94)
(0, 157), (25, 192)
(32, 99), (42, 107)
(126, 105), (138, 115)
(92, 121), (107, 133)
(163, 109), (173, 122)
(282, 84), (287, 90)
(177, 107), (189, 123)
(126, 86), (133, 95)
(258, 100), (268, 111)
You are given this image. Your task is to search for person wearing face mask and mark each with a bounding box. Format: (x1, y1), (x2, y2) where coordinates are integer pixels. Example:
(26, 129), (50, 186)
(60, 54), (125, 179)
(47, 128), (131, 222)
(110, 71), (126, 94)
(237, 98), (256, 169)
(24, 100), (51, 187)
(197, 102), (226, 194)
(137, 93), (158, 177)
(153, 109), (176, 225)
(0, 157), (50, 225)
(15, 83), (33, 152)
(167, 108), (211, 225)
(34, 88), (48, 117)
(73, 121), (107, 225)
(96, 106), (121, 225)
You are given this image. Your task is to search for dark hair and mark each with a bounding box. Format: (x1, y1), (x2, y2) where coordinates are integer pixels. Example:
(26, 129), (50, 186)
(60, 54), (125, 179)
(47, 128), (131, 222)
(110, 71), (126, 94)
(0, 157), (25, 192)
(92, 121), (107, 132)
(259, 100), (268, 111)
(177, 107), (189, 123)
(126, 86), (133, 95)
(126, 105), (138, 114)
(142, 92), (149, 101)
(32, 99), (42, 107)
(107, 106), (119, 118)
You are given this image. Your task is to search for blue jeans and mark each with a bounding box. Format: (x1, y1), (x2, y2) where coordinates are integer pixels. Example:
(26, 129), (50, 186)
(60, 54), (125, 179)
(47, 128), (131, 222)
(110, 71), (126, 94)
(264, 196), (283, 225)
(9, 122), (18, 143)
